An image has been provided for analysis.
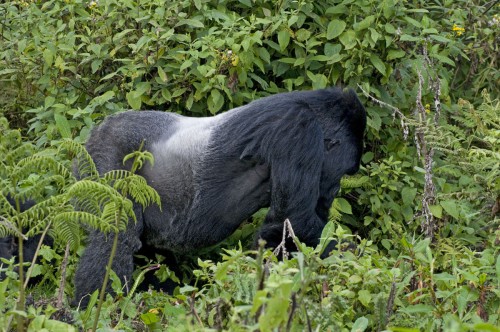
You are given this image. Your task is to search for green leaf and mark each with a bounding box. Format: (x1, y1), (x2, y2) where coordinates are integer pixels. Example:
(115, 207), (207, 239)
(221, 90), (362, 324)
(44, 96), (55, 108)
(157, 66), (167, 82)
(334, 197), (352, 214)
(43, 48), (54, 66)
(357, 290), (372, 307)
(387, 50), (406, 61)
(404, 16), (422, 28)
(440, 200), (460, 219)
(353, 15), (375, 31)
(327, 20), (346, 40)
(401, 304), (434, 314)
(430, 35), (451, 43)
(91, 59), (102, 74)
(326, 4), (347, 14)
(176, 19), (204, 28)
(429, 205), (443, 218)
(126, 91), (142, 110)
(258, 47), (271, 63)
(400, 34), (420, 42)
(180, 60), (193, 71)
(54, 112), (72, 138)
(369, 54), (386, 76)
(339, 30), (356, 50)
(278, 30), (291, 51)
(401, 187), (417, 205)
(430, 54), (455, 67)
(207, 89), (224, 114)
(351, 317), (369, 332)
(140, 312), (159, 325)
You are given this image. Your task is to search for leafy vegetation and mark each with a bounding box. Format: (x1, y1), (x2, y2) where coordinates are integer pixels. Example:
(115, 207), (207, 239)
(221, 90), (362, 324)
(0, 0), (498, 331)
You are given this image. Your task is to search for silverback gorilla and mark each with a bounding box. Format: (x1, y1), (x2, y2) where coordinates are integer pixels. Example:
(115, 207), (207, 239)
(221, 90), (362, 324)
(74, 87), (366, 304)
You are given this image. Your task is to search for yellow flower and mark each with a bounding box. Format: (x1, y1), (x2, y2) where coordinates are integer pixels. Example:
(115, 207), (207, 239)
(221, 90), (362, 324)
(148, 308), (160, 314)
(425, 104), (431, 114)
(231, 55), (239, 67)
(452, 24), (465, 36)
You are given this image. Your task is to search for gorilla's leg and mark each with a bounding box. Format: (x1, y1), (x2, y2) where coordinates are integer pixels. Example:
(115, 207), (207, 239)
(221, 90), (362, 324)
(73, 204), (143, 307)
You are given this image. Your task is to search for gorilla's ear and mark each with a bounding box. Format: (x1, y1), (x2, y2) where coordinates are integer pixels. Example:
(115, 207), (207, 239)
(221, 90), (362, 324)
(324, 139), (340, 151)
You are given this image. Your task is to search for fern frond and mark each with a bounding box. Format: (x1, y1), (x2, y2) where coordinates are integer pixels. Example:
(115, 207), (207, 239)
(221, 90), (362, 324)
(59, 140), (99, 179)
(13, 175), (66, 203)
(112, 175), (161, 210)
(66, 180), (129, 211)
(15, 156), (72, 180)
(103, 170), (135, 181)
(0, 216), (21, 237)
(101, 201), (136, 231)
(0, 193), (16, 216)
(49, 214), (82, 250)
(53, 211), (106, 233)
(3, 144), (36, 166)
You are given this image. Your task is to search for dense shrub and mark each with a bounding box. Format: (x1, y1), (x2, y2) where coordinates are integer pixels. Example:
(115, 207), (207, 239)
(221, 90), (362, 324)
(0, 0), (498, 330)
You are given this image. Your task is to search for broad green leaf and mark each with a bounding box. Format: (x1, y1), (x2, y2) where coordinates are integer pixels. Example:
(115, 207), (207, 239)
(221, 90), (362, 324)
(430, 54), (455, 67)
(339, 30), (356, 50)
(278, 30), (291, 51)
(387, 50), (406, 60)
(44, 96), (55, 108)
(126, 91), (142, 110)
(401, 304), (434, 314)
(327, 20), (346, 40)
(208, 89), (224, 114)
(157, 66), (167, 82)
(351, 317), (369, 332)
(440, 200), (460, 219)
(353, 15), (375, 31)
(326, 4), (347, 14)
(430, 35), (451, 43)
(401, 187), (417, 205)
(43, 48), (54, 66)
(258, 47), (271, 63)
(176, 19), (204, 28)
(404, 16), (422, 28)
(140, 312), (159, 325)
(54, 112), (72, 139)
(429, 204), (443, 218)
(369, 54), (386, 76)
(180, 60), (193, 71)
(334, 197), (352, 214)
(91, 59), (102, 74)
(357, 290), (372, 307)
(400, 34), (420, 41)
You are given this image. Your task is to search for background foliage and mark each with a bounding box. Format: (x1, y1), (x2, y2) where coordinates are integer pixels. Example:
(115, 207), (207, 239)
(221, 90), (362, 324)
(0, 0), (498, 331)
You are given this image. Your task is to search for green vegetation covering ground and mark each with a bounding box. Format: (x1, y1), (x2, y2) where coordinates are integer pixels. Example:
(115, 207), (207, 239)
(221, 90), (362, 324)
(0, 0), (498, 331)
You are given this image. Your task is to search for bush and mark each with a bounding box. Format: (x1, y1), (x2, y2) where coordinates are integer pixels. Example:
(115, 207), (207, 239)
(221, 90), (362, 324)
(0, 0), (498, 330)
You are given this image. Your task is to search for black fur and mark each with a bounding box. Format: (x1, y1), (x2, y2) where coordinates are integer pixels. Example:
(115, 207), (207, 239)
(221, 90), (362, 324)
(74, 87), (366, 305)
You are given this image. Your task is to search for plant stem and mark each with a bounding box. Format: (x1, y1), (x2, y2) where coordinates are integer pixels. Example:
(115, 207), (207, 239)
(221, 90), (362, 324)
(92, 208), (121, 332)
(16, 233), (25, 332)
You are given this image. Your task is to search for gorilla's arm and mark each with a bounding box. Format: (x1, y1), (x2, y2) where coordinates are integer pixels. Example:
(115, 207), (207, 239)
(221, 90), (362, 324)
(257, 109), (328, 249)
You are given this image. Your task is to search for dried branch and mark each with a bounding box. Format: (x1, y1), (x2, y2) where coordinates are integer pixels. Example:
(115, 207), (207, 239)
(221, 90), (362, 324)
(357, 84), (410, 140)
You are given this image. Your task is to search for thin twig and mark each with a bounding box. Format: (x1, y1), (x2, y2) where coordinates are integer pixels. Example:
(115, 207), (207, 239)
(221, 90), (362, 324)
(24, 221), (52, 289)
(357, 84), (409, 140)
(189, 296), (204, 327)
(56, 242), (71, 309)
